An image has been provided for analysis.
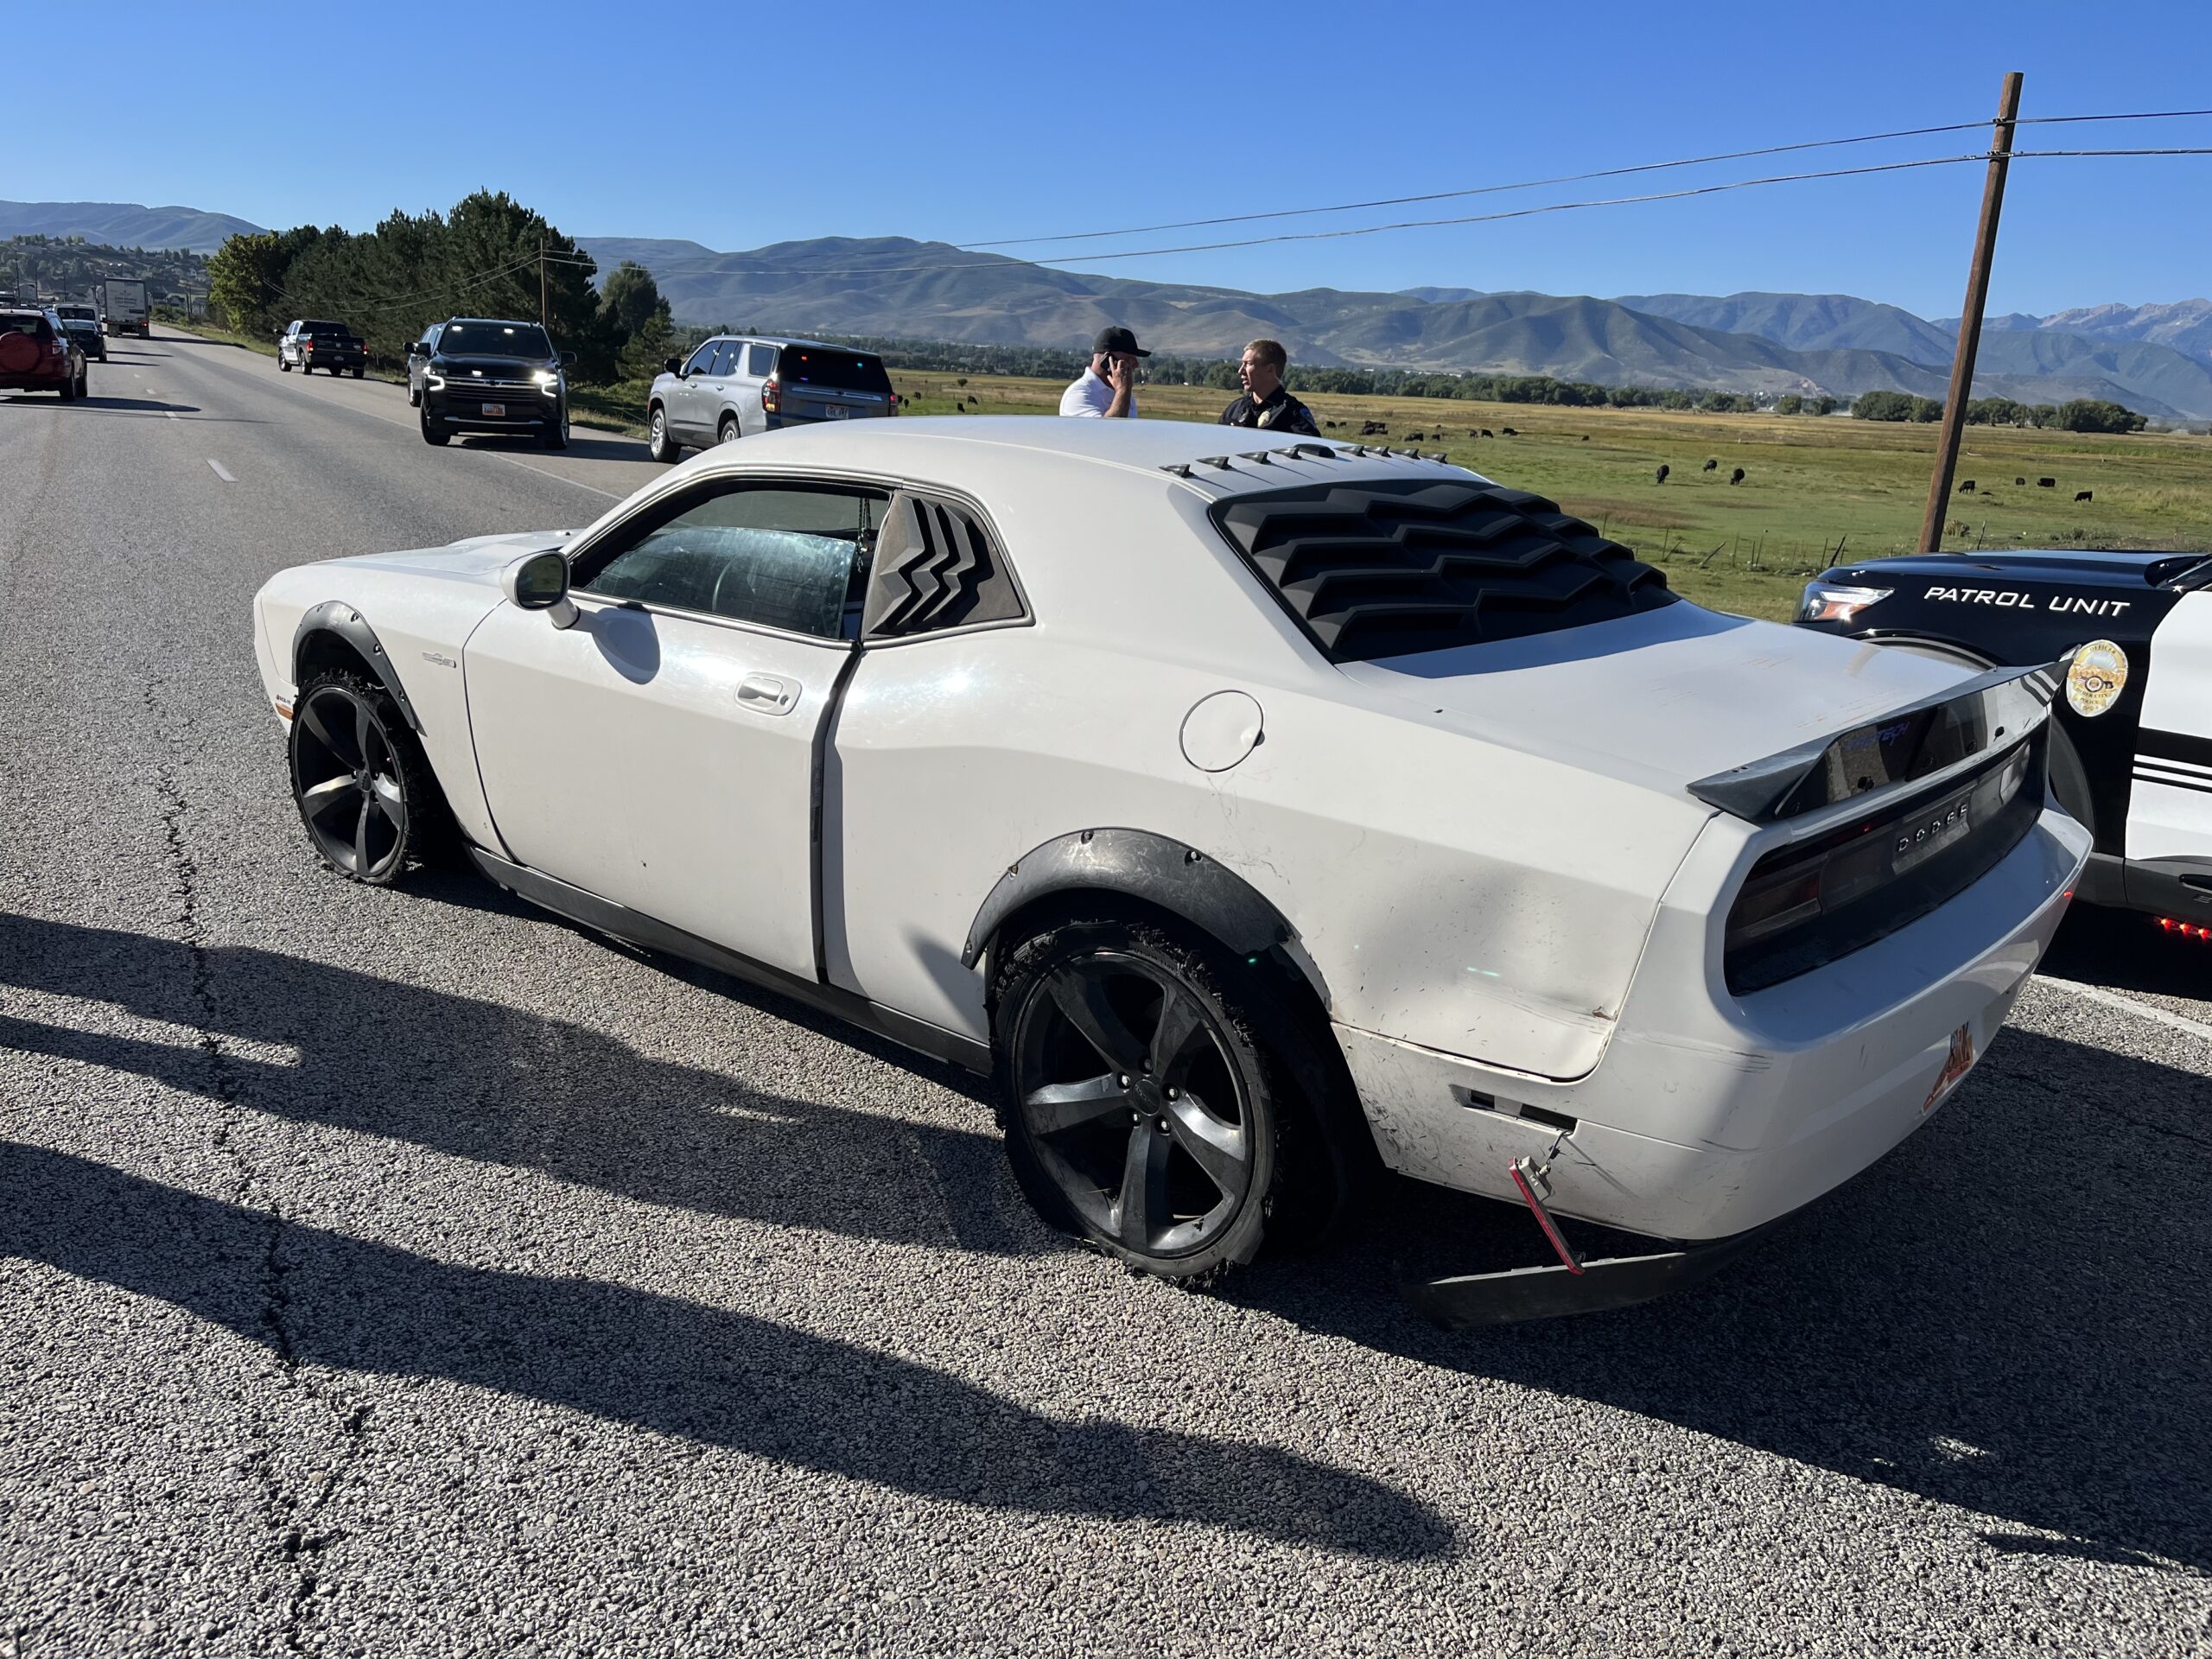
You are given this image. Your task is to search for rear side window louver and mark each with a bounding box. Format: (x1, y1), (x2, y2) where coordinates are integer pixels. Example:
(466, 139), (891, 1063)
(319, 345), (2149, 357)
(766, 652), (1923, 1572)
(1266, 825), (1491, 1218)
(863, 493), (1026, 639)
(1212, 479), (1675, 662)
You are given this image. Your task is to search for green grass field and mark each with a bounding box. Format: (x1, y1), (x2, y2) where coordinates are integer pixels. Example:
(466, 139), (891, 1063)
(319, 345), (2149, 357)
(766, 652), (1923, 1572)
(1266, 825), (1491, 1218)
(892, 372), (2212, 620)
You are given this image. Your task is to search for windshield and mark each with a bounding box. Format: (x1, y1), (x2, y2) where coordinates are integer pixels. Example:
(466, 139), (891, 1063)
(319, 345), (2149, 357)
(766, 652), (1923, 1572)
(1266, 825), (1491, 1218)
(439, 321), (553, 359)
(779, 346), (893, 396)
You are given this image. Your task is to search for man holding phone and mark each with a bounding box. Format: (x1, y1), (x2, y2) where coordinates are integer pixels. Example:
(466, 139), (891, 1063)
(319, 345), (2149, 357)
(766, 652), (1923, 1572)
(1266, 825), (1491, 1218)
(1059, 326), (1147, 417)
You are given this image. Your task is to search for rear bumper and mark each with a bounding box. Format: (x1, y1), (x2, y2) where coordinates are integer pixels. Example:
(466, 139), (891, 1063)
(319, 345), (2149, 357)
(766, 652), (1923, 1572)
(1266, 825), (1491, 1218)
(0, 370), (70, 391)
(1339, 804), (2091, 1242)
(766, 409), (891, 429)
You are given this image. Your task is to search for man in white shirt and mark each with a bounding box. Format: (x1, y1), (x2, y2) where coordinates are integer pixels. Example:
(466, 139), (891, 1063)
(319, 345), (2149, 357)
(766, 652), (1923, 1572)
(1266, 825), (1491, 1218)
(1059, 326), (1147, 417)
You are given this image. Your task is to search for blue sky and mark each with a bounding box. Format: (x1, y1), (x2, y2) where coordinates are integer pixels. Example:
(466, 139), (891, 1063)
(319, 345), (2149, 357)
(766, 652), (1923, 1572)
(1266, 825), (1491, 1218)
(19, 0), (2212, 316)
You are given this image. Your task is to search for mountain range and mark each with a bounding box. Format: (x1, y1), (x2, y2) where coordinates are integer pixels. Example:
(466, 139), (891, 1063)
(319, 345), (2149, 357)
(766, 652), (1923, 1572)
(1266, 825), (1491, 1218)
(0, 199), (265, 252)
(3, 199), (2205, 418)
(572, 235), (2212, 420)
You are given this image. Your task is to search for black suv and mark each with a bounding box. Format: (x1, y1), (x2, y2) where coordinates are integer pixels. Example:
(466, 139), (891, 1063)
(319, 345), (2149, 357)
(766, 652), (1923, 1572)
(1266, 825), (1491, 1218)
(409, 318), (575, 449)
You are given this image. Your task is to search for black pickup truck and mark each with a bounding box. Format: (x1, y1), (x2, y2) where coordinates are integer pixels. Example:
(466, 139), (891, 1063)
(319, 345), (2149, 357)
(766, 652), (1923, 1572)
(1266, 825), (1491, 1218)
(277, 319), (366, 378)
(1796, 547), (2212, 926)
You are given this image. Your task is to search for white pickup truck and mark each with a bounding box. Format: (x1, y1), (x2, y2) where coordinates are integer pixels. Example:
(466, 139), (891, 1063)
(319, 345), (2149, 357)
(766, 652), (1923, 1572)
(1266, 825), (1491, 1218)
(97, 278), (149, 339)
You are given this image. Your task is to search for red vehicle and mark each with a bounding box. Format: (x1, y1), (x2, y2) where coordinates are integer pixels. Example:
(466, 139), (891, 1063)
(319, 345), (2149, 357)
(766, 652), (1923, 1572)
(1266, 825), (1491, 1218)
(0, 308), (88, 400)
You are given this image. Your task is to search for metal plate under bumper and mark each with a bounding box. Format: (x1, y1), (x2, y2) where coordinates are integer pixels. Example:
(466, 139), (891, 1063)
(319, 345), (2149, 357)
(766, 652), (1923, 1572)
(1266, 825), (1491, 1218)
(1402, 1225), (1771, 1328)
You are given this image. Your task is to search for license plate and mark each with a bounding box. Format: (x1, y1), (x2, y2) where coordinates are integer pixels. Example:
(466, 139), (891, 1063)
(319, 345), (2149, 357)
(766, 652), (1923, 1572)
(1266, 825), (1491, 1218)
(821, 404), (849, 419)
(481, 402), (505, 417)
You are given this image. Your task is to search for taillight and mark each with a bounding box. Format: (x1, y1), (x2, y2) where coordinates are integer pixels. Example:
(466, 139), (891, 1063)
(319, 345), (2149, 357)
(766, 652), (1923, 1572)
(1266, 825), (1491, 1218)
(1724, 737), (2043, 994)
(2158, 918), (2212, 941)
(761, 377), (780, 414)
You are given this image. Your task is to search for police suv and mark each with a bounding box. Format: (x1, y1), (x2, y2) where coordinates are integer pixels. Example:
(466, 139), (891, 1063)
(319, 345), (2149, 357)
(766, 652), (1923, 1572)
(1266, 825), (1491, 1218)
(1797, 548), (2212, 930)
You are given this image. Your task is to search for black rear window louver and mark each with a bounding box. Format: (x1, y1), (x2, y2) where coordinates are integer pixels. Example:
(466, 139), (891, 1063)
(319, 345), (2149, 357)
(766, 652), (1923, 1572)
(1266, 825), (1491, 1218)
(862, 494), (1025, 638)
(1213, 479), (1675, 662)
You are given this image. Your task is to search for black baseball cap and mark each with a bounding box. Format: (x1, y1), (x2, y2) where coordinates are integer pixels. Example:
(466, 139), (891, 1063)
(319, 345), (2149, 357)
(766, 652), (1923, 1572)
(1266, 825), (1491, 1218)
(1092, 325), (1151, 358)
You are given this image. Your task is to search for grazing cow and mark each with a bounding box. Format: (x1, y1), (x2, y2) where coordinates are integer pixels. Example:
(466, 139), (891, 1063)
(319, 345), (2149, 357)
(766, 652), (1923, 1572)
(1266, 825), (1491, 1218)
(1479, 428), (1494, 438)
(1325, 420), (1341, 429)
(2015, 476), (2026, 485)
(1499, 425), (1517, 435)
(2075, 490), (2093, 502)
(1580, 435), (1589, 441)
(1654, 464), (1670, 484)
(1959, 480), (1976, 493)
(1702, 458), (1718, 472)
(1407, 431), (1427, 442)
(2037, 477), (2056, 487)
(1730, 467), (1746, 486)
(1467, 429), (1478, 438)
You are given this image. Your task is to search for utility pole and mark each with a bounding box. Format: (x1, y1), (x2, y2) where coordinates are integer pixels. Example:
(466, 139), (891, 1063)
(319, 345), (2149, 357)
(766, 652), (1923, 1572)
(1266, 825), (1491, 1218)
(1920, 70), (2024, 554)
(538, 236), (549, 329)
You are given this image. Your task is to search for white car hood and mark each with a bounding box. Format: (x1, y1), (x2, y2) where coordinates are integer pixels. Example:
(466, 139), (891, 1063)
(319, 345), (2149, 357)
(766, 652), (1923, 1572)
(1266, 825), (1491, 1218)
(1339, 601), (1983, 804)
(324, 529), (575, 585)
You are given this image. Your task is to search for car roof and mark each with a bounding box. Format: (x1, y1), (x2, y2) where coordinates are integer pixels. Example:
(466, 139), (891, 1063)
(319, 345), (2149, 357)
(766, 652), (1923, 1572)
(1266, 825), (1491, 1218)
(715, 334), (877, 355)
(664, 414), (1471, 501)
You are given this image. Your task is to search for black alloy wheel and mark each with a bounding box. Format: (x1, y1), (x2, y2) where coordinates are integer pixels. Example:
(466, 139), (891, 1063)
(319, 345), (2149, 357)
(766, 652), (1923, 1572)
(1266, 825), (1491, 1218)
(996, 919), (1298, 1282)
(287, 671), (438, 885)
(540, 405), (569, 450)
(420, 401), (450, 446)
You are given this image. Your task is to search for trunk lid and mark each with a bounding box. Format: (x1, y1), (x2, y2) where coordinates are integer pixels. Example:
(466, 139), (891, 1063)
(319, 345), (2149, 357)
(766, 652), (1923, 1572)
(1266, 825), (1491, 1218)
(1339, 601), (1995, 806)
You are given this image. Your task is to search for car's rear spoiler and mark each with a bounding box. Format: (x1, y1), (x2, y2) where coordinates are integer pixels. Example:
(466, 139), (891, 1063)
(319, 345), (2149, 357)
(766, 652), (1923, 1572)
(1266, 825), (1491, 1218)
(1688, 660), (2062, 826)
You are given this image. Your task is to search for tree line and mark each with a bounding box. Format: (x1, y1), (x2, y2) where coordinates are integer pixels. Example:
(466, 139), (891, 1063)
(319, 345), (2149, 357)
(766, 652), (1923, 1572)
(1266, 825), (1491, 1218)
(205, 191), (674, 383)
(1850, 389), (2147, 431)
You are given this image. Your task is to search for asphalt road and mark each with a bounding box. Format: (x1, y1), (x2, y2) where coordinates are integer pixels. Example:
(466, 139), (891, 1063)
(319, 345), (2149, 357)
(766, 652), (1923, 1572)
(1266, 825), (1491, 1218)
(3, 331), (2209, 1657)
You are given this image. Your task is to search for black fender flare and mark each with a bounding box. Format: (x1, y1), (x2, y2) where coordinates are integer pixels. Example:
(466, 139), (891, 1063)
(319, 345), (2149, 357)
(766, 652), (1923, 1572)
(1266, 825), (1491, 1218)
(961, 827), (1321, 998)
(292, 601), (423, 733)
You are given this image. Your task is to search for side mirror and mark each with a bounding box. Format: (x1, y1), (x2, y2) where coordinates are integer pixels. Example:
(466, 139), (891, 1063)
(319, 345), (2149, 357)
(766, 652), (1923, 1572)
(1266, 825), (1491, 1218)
(560, 350), (578, 367)
(502, 550), (578, 630)
(663, 356), (682, 377)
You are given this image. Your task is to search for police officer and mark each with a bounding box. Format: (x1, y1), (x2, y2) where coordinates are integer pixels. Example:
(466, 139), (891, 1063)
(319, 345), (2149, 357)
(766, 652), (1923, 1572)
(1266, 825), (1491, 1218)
(1218, 339), (1319, 436)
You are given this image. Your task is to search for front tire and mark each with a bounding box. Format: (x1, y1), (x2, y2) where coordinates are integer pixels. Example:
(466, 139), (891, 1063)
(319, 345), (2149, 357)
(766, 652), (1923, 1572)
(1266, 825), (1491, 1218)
(648, 404), (682, 462)
(420, 403), (451, 446)
(287, 668), (448, 886)
(280, 357), (292, 372)
(539, 405), (569, 450)
(992, 916), (1335, 1285)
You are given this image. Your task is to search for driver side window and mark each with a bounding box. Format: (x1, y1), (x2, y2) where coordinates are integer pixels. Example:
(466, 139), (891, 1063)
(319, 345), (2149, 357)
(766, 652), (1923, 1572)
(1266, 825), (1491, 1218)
(683, 340), (719, 377)
(574, 483), (887, 640)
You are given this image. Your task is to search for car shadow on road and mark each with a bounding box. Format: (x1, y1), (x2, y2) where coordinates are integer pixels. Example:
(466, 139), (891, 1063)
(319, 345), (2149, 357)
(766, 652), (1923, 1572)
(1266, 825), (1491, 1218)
(2037, 902), (2212, 999)
(1227, 1024), (2212, 1572)
(0, 912), (1030, 1258)
(458, 432), (645, 462)
(0, 1140), (1450, 1560)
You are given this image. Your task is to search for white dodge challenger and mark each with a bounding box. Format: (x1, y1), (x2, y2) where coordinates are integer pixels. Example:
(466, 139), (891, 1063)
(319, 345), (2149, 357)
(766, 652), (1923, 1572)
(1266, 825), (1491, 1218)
(252, 419), (2089, 1320)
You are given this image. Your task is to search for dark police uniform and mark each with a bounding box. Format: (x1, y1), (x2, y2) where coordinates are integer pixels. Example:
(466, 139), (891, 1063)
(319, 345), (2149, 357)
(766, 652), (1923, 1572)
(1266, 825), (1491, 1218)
(1218, 385), (1319, 437)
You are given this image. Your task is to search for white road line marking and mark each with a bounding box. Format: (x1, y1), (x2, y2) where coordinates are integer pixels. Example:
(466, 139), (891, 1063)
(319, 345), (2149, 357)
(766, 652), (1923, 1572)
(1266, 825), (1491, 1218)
(207, 458), (235, 482)
(2037, 975), (2212, 1046)
(482, 451), (622, 499)
(164, 410), (178, 420)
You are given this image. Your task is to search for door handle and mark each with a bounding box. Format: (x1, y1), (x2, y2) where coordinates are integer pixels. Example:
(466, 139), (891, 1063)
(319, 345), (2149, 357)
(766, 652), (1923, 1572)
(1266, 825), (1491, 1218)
(736, 673), (799, 715)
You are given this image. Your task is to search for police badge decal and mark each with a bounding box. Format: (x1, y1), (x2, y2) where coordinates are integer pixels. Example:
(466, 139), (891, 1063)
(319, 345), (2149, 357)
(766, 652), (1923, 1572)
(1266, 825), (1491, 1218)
(2065, 639), (2129, 718)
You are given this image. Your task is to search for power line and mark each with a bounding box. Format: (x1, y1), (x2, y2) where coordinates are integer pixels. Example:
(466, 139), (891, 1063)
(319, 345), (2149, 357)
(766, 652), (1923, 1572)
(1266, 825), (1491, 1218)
(958, 107), (2212, 254)
(961, 118), (2001, 251)
(2012, 146), (2212, 157)
(580, 154), (1990, 280)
